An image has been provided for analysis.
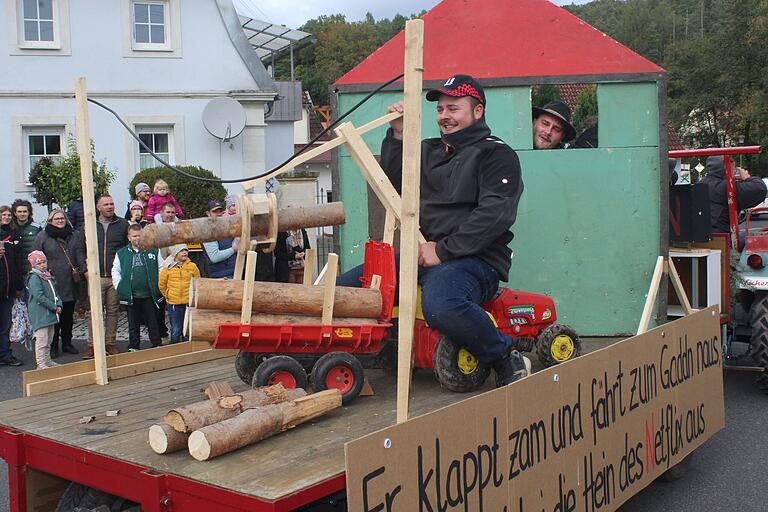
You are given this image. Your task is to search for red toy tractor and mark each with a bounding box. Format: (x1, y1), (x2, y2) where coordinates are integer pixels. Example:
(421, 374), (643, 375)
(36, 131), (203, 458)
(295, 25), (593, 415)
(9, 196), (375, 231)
(213, 241), (580, 402)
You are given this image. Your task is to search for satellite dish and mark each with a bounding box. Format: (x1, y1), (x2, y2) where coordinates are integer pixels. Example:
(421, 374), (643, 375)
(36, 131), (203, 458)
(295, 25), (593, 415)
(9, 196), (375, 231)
(202, 97), (247, 141)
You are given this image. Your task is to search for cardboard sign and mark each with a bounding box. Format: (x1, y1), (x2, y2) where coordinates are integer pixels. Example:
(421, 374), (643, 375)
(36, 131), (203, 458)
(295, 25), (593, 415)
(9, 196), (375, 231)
(345, 307), (724, 512)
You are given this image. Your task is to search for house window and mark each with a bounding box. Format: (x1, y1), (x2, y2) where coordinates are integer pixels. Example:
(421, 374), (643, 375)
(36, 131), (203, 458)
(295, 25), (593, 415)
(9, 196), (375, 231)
(132, 1), (169, 49)
(137, 128), (172, 171)
(23, 127), (64, 184)
(20, 0), (57, 46)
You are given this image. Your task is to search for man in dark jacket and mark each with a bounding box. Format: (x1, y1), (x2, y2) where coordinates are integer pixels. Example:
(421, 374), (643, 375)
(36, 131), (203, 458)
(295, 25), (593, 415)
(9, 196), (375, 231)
(340, 74), (529, 387)
(78, 194), (129, 358)
(532, 100), (576, 150)
(701, 156), (767, 234)
(0, 222), (23, 366)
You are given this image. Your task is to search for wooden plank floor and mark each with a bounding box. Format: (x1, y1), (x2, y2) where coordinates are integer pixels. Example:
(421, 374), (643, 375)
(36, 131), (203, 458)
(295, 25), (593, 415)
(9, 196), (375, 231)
(0, 356), (495, 502)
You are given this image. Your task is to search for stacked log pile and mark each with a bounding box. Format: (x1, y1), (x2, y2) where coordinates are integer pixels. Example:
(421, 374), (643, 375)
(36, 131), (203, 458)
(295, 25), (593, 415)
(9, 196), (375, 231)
(186, 279), (383, 343)
(149, 383), (341, 460)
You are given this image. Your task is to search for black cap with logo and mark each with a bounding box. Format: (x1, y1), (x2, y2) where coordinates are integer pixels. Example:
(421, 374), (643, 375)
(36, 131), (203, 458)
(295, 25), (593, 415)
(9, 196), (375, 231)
(426, 74), (486, 106)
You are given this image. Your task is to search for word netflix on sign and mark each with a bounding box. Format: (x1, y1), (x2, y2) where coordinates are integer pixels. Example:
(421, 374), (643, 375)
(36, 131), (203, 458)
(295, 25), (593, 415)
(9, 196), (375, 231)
(345, 307), (724, 512)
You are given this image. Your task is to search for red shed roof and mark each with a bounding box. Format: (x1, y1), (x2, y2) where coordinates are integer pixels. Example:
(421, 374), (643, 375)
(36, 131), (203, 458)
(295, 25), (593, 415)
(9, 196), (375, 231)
(336, 0), (663, 86)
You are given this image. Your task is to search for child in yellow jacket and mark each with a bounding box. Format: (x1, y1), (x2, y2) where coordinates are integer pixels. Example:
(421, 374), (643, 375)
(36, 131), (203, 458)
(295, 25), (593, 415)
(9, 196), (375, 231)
(158, 245), (200, 343)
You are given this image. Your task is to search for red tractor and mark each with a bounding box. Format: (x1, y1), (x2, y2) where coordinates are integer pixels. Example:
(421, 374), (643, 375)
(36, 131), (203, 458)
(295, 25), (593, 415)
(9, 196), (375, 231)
(213, 241), (580, 402)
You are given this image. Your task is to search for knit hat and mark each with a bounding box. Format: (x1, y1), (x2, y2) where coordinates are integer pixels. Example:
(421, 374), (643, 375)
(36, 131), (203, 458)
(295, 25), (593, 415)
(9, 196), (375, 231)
(135, 182), (151, 195)
(129, 200), (144, 211)
(27, 250), (47, 266)
(426, 74), (486, 106)
(225, 195), (236, 208)
(169, 244), (188, 260)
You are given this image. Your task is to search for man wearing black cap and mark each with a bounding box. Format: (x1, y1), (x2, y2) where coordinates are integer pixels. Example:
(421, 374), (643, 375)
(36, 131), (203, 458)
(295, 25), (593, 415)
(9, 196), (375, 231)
(202, 199), (238, 278)
(532, 100), (576, 149)
(347, 74), (528, 387)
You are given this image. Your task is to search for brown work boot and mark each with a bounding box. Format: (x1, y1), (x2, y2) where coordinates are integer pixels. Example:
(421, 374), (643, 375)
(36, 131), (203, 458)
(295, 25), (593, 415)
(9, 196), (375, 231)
(82, 346), (94, 359)
(106, 345), (120, 356)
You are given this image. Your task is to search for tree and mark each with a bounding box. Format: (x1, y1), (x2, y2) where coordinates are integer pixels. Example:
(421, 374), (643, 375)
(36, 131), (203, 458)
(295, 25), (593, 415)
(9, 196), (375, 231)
(572, 87), (598, 134)
(531, 84), (562, 108)
(129, 166), (227, 219)
(28, 136), (114, 211)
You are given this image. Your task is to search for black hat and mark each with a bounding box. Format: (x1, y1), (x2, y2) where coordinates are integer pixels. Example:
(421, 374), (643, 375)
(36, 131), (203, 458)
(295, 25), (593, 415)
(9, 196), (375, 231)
(426, 74), (486, 105)
(532, 100), (576, 142)
(206, 199), (225, 211)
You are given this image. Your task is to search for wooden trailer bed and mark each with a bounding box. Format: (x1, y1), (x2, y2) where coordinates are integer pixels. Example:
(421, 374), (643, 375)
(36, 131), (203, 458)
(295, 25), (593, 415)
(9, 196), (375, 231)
(0, 356), (492, 506)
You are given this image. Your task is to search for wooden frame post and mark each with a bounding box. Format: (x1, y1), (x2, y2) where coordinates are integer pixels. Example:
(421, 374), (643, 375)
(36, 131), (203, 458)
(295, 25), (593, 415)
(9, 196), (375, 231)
(75, 77), (108, 385)
(321, 253), (339, 332)
(302, 248), (315, 286)
(396, 19), (424, 424)
(637, 255), (697, 335)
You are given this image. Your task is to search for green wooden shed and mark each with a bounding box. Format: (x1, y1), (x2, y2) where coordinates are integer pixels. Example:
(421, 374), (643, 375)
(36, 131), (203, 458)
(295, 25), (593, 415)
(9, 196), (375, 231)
(331, 0), (668, 336)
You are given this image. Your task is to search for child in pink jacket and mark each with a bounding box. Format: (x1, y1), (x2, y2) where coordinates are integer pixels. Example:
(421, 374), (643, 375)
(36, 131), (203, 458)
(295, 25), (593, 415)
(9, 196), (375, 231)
(145, 179), (184, 223)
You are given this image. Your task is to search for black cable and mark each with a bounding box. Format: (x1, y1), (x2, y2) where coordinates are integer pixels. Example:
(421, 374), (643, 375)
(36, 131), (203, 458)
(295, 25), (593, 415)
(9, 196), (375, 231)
(87, 72), (405, 184)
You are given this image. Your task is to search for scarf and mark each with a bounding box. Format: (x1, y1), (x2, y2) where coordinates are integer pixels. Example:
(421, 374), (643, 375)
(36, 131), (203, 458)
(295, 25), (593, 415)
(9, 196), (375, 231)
(45, 222), (73, 239)
(30, 267), (52, 281)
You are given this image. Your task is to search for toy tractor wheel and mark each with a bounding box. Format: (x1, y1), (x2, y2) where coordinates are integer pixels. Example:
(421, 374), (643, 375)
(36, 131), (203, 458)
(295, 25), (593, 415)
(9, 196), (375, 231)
(252, 356), (308, 390)
(433, 336), (491, 392)
(537, 324), (581, 367)
(235, 351), (262, 386)
(747, 292), (768, 393)
(311, 352), (365, 405)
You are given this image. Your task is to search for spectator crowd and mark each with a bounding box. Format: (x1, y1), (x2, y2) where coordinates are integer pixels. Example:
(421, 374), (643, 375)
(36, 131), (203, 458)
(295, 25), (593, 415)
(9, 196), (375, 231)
(1, 179), (310, 370)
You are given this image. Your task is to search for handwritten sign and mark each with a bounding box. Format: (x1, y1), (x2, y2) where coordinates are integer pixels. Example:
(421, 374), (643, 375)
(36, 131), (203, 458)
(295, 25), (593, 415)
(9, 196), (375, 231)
(346, 306), (724, 512)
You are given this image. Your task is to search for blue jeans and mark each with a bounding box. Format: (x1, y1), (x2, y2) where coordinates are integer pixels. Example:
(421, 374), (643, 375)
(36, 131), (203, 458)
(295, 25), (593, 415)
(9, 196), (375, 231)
(0, 297), (12, 359)
(167, 304), (186, 344)
(337, 256), (512, 365)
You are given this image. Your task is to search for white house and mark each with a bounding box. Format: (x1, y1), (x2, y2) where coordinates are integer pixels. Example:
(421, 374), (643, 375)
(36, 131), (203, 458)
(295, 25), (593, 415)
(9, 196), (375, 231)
(0, 0), (302, 219)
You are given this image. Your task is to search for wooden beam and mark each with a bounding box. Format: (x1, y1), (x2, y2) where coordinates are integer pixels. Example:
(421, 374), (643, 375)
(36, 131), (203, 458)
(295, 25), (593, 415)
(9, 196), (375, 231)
(637, 256), (665, 335)
(25, 349), (235, 397)
(321, 253), (339, 330)
(383, 209), (397, 246)
(303, 248), (315, 286)
(240, 112), (402, 190)
(668, 257), (695, 315)
(396, 19), (424, 424)
(335, 123), (426, 245)
(75, 77), (108, 386)
(240, 251), (258, 327)
(22, 342), (214, 396)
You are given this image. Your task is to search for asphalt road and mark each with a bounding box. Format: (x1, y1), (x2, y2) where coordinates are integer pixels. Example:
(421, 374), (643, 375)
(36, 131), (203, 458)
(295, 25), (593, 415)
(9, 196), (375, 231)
(0, 341), (765, 511)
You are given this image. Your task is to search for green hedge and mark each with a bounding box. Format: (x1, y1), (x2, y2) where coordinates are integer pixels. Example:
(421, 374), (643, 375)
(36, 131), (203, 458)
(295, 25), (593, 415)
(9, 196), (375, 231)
(129, 166), (227, 219)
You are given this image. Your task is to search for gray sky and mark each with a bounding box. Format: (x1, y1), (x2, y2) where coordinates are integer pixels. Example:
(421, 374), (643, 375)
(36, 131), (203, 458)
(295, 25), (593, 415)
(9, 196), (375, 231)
(233, 0), (591, 30)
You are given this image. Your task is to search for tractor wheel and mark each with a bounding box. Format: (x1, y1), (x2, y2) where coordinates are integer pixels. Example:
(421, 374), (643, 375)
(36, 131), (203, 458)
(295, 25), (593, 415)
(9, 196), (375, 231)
(376, 320), (398, 375)
(536, 324), (581, 367)
(748, 292), (768, 393)
(235, 351), (261, 386)
(252, 356), (308, 390)
(56, 482), (142, 512)
(433, 336), (490, 392)
(311, 352), (365, 404)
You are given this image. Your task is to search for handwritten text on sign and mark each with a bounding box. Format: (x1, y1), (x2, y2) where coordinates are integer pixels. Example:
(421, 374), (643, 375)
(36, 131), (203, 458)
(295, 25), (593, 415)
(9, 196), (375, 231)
(345, 307), (724, 512)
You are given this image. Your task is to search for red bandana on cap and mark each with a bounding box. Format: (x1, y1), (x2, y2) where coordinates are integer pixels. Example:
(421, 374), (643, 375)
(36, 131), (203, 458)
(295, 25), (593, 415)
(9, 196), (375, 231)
(441, 84), (483, 103)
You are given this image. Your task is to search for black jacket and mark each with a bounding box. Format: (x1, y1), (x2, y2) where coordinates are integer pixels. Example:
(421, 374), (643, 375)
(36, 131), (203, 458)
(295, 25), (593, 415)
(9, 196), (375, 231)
(32, 225), (80, 302)
(380, 121), (523, 281)
(701, 156), (767, 233)
(75, 216), (129, 277)
(67, 198), (84, 231)
(0, 225), (23, 299)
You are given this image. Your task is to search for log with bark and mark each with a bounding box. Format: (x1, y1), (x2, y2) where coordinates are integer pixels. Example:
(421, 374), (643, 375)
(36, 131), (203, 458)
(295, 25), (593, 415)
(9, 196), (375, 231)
(186, 307), (378, 343)
(193, 279), (381, 318)
(164, 385), (307, 433)
(187, 389), (342, 461)
(140, 202), (345, 249)
(149, 423), (189, 454)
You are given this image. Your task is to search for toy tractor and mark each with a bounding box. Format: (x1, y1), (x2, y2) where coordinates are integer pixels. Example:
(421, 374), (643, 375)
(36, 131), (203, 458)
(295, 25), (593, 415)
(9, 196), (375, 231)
(214, 241), (581, 402)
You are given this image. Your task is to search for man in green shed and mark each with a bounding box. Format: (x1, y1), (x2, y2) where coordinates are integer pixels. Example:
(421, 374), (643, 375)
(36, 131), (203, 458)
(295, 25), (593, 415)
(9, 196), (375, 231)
(338, 74), (530, 388)
(532, 100), (576, 149)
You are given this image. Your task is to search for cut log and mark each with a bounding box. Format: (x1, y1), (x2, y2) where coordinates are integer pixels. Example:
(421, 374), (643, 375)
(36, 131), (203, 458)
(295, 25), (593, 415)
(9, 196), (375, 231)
(140, 203), (345, 249)
(187, 308), (378, 343)
(188, 389), (342, 461)
(149, 424), (189, 454)
(204, 381), (235, 400)
(164, 385), (306, 433)
(194, 279), (381, 318)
